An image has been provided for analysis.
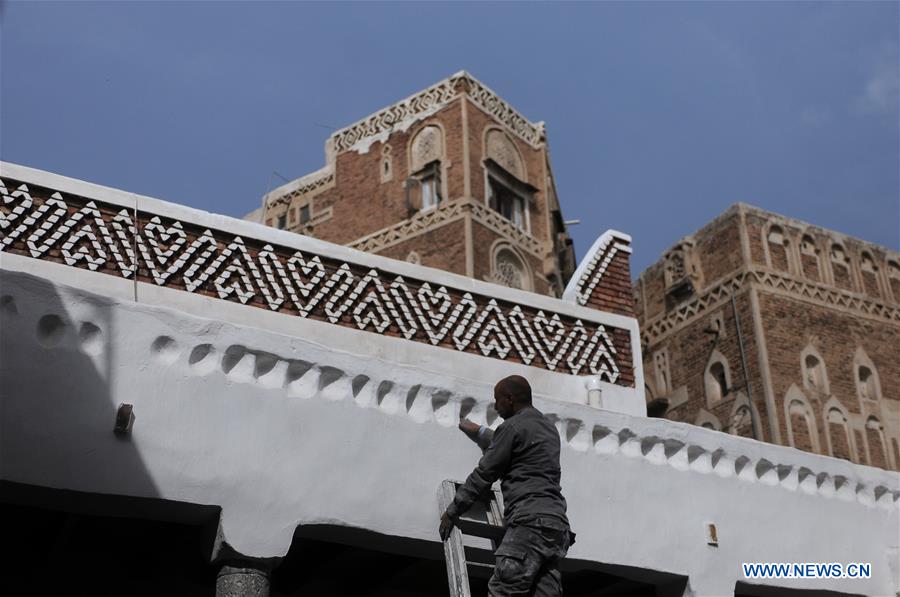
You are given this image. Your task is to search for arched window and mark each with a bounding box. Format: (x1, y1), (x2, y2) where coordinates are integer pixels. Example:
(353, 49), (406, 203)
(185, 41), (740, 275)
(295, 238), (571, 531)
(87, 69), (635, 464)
(801, 347), (829, 394)
(858, 366), (876, 400)
(409, 126), (444, 211)
(859, 251), (881, 297)
(865, 417), (889, 469)
(830, 242), (852, 291)
(785, 385), (819, 454)
(490, 244), (532, 291)
(788, 401), (815, 452)
(704, 351), (732, 406)
(799, 234), (821, 281)
(766, 225), (790, 272)
(853, 349), (881, 403)
(825, 407), (853, 462)
(888, 261), (900, 302)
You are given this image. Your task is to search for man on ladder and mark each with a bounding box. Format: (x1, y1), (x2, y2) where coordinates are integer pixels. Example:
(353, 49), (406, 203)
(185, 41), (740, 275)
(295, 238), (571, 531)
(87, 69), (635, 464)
(439, 375), (574, 596)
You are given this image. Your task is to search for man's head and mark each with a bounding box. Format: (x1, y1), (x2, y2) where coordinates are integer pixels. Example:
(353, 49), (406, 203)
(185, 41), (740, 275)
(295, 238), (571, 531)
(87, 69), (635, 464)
(493, 375), (532, 419)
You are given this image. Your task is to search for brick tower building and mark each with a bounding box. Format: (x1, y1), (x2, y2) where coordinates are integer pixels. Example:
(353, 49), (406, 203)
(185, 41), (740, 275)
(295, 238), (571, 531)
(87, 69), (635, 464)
(635, 204), (900, 470)
(246, 72), (576, 298)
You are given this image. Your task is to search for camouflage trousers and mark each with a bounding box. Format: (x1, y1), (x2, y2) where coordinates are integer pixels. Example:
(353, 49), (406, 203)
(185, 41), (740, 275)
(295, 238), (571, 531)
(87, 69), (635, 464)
(488, 517), (570, 597)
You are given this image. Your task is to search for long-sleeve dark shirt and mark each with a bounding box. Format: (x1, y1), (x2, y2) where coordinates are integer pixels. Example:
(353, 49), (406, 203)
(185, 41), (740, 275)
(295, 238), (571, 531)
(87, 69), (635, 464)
(446, 406), (569, 528)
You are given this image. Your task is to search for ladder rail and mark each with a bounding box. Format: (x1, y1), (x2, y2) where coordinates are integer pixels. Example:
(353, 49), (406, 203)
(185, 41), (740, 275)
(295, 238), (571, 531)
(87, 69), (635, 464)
(439, 480), (472, 597)
(440, 480), (505, 597)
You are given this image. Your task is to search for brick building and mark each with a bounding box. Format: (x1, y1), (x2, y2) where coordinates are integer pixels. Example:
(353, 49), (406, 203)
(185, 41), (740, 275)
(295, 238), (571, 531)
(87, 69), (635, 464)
(635, 203), (900, 470)
(246, 72), (576, 298)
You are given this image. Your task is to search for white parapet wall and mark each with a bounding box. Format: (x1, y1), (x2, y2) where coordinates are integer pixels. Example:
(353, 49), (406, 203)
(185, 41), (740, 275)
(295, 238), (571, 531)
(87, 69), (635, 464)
(1, 163), (899, 596)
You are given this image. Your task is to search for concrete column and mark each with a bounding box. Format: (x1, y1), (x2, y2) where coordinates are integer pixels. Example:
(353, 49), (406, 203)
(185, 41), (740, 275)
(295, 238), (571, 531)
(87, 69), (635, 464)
(216, 561), (271, 597)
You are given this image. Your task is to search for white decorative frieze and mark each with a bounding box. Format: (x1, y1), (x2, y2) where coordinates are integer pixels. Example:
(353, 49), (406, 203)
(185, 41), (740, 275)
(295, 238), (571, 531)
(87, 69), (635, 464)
(328, 72), (544, 155)
(0, 177), (631, 384)
(563, 230), (633, 306)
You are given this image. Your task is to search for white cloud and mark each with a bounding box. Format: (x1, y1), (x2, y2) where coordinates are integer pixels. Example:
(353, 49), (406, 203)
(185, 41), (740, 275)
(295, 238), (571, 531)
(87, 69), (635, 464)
(853, 42), (899, 116)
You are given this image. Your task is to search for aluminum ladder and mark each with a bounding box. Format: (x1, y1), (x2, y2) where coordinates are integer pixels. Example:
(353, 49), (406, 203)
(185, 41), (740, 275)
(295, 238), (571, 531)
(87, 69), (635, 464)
(439, 479), (506, 597)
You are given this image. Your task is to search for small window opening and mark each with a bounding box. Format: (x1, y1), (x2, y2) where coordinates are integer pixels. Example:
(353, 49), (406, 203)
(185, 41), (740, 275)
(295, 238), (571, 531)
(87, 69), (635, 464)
(417, 162), (441, 211)
(276, 214), (287, 230)
(299, 205), (311, 225)
(804, 354), (826, 391)
(710, 362), (728, 400)
(858, 366), (876, 400)
(489, 177), (526, 230)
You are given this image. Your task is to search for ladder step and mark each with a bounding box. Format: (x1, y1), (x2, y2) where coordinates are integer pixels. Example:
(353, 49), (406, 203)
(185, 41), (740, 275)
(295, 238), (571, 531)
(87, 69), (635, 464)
(456, 518), (505, 541)
(465, 560), (495, 579)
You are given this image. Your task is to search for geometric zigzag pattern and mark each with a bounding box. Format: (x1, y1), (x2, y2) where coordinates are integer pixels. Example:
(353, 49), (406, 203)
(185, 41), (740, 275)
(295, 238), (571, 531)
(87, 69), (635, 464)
(572, 232), (631, 307)
(0, 178), (626, 383)
(641, 268), (900, 345)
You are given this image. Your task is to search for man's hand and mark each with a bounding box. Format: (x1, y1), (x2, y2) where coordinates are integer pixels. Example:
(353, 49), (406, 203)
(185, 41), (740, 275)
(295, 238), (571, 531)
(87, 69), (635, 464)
(439, 511), (455, 541)
(458, 418), (480, 442)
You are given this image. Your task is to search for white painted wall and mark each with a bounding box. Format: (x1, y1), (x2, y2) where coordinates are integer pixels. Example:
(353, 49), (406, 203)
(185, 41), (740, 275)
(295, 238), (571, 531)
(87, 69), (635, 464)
(2, 261), (898, 597)
(0, 161), (646, 417)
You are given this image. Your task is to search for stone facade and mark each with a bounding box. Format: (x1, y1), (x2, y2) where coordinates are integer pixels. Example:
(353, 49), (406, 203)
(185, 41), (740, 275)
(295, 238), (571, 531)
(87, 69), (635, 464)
(250, 72), (577, 298)
(636, 203), (900, 470)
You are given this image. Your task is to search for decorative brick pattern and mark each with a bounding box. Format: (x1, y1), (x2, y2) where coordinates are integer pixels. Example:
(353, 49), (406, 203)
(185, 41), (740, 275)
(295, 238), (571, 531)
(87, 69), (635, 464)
(0, 178), (632, 384)
(565, 231), (635, 318)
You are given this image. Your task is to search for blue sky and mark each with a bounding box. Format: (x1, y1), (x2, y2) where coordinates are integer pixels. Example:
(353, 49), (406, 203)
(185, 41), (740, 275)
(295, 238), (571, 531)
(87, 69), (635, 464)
(2, 1), (898, 276)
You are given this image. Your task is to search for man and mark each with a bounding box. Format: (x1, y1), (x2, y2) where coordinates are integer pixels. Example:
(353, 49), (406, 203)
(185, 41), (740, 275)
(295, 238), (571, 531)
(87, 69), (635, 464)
(439, 375), (573, 596)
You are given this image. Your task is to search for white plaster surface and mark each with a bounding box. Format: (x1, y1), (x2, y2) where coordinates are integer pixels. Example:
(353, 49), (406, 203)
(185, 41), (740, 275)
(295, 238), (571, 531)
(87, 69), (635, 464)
(0, 161), (646, 415)
(2, 263), (898, 596)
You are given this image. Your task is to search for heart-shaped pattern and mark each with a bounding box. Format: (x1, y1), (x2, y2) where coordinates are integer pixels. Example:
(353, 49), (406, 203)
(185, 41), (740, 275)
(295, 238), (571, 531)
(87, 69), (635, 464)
(532, 310), (566, 370)
(416, 283), (454, 345)
(0, 176), (632, 382)
(284, 251), (327, 316)
(137, 217), (188, 284)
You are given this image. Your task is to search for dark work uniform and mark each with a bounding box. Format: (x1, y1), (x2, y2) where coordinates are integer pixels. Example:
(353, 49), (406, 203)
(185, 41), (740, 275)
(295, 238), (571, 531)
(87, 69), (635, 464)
(446, 407), (572, 596)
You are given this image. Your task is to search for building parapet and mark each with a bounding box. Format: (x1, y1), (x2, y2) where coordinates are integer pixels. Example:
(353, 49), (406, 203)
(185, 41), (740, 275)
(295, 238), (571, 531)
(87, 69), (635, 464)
(327, 71), (545, 156)
(0, 162), (642, 410)
(641, 267), (900, 345)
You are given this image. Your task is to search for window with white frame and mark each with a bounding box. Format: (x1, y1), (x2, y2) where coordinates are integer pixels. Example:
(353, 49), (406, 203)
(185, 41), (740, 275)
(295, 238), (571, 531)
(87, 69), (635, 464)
(488, 175), (528, 230)
(418, 161), (442, 211)
(483, 156), (533, 232)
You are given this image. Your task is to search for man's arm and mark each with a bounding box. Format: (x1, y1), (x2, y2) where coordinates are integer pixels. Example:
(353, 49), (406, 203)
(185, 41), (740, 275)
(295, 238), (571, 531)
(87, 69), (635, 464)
(459, 418), (495, 452)
(445, 422), (513, 521)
